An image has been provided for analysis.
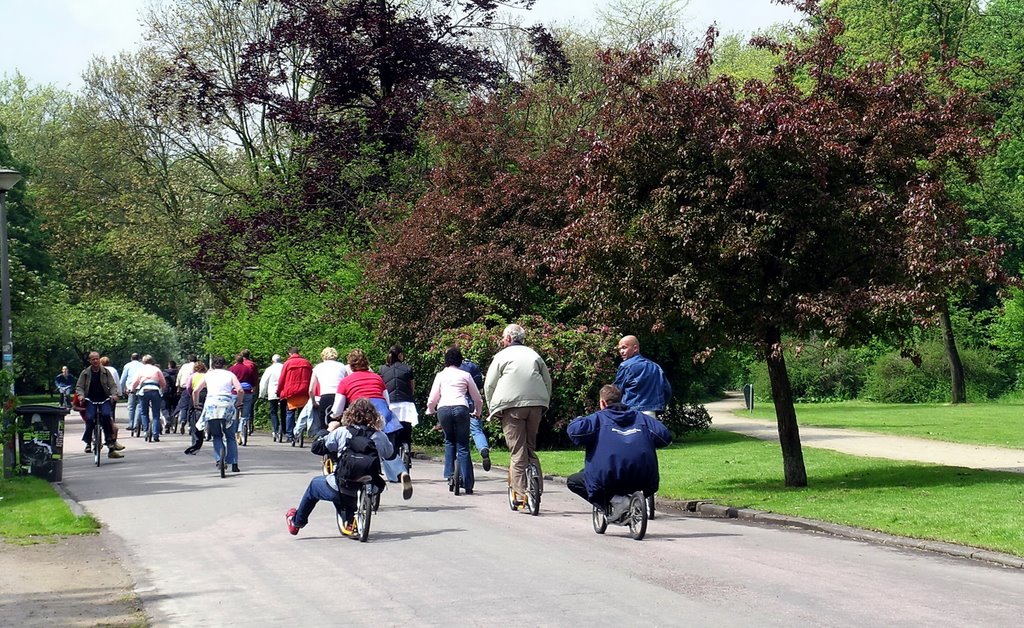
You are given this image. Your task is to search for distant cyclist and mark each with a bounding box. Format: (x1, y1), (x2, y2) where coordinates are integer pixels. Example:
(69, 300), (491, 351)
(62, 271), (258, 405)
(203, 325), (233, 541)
(55, 366), (75, 409)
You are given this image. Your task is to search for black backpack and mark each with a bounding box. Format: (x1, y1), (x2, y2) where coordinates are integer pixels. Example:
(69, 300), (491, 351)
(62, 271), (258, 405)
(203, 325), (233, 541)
(334, 425), (381, 494)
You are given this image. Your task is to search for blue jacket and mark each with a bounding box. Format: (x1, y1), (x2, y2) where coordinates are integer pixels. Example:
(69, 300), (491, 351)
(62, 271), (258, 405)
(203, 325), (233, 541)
(614, 354), (672, 412)
(567, 403), (672, 503)
(459, 360), (484, 413)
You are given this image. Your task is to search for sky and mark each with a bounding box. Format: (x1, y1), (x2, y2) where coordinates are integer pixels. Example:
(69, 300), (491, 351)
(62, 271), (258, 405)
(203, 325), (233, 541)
(1, 0), (801, 90)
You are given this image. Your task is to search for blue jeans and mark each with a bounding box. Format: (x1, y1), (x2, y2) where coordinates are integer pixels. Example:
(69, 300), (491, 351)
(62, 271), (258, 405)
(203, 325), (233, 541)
(268, 399), (282, 435)
(139, 389), (162, 436)
(285, 405), (297, 439)
(206, 418), (238, 464)
(239, 393), (255, 433)
(438, 405), (474, 491)
(293, 475), (355, 527)
(84, 400), (115, 446)
(126, 393), (141, 430)
(470, 417), (489, 452)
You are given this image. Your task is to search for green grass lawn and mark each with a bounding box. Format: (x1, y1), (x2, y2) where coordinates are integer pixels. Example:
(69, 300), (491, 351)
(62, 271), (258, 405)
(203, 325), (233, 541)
(746, 400), (1024, 449)
(0, 476), (99, 541)
(465, 429), (1024, 557)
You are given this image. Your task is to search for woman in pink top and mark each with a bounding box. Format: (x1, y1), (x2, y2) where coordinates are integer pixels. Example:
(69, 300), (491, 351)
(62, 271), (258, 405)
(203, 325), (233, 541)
(426, 347), (483, 494)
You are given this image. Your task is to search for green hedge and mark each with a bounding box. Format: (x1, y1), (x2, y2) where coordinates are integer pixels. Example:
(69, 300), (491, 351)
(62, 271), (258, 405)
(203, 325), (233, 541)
(862, 341), (1012, 403)
(749, 342), (874, 403)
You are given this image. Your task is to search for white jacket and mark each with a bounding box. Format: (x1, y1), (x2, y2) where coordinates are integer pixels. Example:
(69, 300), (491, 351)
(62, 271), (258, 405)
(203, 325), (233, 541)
(259, 362), (284, 400)
(484, 344), (552, 419)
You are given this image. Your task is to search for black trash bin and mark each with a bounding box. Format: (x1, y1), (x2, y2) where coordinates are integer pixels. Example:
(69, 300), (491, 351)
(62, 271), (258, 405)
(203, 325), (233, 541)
(15, 404), (68, 482)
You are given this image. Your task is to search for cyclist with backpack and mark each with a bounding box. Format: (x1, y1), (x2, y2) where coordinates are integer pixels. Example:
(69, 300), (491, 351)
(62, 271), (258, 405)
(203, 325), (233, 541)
(285, 398), (393, 537)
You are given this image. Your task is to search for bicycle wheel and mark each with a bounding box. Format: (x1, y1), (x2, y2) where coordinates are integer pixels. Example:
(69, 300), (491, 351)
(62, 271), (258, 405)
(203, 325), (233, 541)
(299, 427), (305, 448)
(336, 510), (347, 535)
(507, 484), (518, 511)
(355, 485), (372, 542)
(452, 462), (461, 496)
(526, 463), (541, 516)
(93, 419), (102, 467)
(241, 422), (248, 447)
(647, 495), (656, 520)
(592, 504), (607, 534)
(628, 492), (647, 540)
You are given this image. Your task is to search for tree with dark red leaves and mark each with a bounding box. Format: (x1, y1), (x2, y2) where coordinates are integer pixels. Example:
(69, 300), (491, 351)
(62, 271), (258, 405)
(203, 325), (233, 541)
(552, 1), (1006, 486)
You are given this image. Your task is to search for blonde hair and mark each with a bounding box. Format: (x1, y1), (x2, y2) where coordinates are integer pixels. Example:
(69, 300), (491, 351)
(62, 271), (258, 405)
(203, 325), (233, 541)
(321, 347), (338, 361)
(341, 398), (383, 430)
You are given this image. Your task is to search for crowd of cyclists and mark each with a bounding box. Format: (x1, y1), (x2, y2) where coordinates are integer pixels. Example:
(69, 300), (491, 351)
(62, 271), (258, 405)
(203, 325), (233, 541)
(66, 324), (676, 535)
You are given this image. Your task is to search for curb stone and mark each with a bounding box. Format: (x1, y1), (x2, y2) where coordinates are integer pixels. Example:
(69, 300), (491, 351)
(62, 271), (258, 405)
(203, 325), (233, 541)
(661, 497), (1024, 570)
(412, 453), (1024, 570)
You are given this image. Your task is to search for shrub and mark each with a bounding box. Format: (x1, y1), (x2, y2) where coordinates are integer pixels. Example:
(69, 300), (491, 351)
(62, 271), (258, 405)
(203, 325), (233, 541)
(660, 403), (712, 441)
(862, 341), (1012, 403)
(749, 341), (874, 403)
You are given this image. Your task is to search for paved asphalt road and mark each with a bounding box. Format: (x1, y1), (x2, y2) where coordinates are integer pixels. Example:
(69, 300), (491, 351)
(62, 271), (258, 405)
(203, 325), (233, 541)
(59, 431), (1023, 627)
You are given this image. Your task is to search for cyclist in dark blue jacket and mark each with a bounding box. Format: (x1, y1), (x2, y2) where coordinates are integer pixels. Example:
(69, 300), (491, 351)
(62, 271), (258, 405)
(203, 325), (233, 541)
(566, 384), (672, 507)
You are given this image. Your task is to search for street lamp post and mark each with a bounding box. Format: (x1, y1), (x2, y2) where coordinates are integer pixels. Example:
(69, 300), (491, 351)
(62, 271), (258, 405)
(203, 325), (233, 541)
(0, 168), (23, 393)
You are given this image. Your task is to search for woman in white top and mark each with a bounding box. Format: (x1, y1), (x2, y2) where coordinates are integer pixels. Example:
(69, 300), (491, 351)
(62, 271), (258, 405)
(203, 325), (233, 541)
(426, 347), (483, 494)
(192, 355), (245, 473)
(308, 347), (351, 433)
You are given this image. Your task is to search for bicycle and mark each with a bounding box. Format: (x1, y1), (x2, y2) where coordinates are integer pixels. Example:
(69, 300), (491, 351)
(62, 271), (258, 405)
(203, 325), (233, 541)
(350, 475), (378, 542)
(86, 397), (113, 467)
(506, 461), (541, 516)
(592, 491), (648, 540)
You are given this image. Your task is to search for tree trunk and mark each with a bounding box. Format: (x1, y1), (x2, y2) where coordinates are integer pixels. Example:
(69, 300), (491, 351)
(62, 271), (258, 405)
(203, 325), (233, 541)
(939, 300), (966, 404)
(764, 326), (807, 487)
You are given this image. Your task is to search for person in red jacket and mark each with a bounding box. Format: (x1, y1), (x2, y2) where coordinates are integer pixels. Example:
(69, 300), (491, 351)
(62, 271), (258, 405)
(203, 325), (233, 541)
(277, 347), (312, 444)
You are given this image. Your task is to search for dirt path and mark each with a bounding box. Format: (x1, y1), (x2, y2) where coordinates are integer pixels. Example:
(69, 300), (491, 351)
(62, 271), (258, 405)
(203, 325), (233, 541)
(706, 394), (1024, 473)
(0, 531), (145, 627)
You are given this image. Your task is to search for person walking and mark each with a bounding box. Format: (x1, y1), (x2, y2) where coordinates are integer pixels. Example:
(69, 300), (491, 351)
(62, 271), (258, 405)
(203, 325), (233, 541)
(259, 354), (285, 440)
(277, 347), (313, 444)
(229, 353), (258, 444)
(426, 347), (483, 494)
(119, 353), (144, 435)
(162, 360), (180, 431)
(457, 349), (490, 471)
(130, 355), (167, 442)
(192, 356), (244, 472)
(614, 335), (672, 417)
(484, 324), (552, 506)
(183, 361), (207, 455)
(379, 345), (417, 462)
(174, 354), (197, 432)
(308, 347), (350, 434)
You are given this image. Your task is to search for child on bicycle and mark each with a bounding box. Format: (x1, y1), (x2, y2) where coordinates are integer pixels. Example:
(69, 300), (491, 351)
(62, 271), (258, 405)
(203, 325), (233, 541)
(285, 397), (394, 537)
(566, 384), (672, 513)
